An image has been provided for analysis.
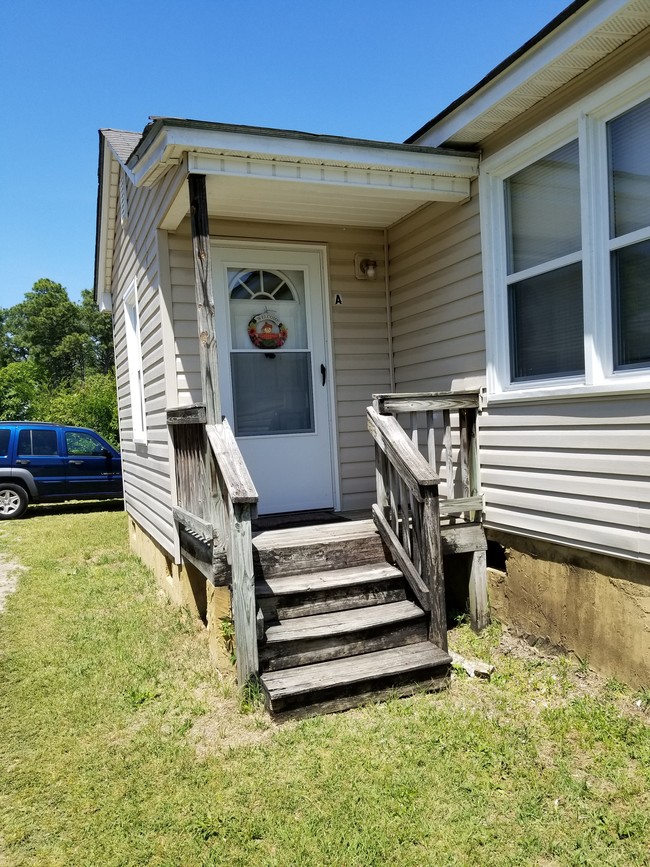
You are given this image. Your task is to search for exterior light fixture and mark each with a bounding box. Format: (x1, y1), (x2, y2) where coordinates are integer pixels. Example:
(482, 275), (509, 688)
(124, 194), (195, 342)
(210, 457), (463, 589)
(354, 253), (378, 280)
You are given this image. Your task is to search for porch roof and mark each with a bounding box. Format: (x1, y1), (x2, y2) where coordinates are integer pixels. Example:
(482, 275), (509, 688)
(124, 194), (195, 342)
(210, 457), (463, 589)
(96, 118), (479, 300)
(133, 118), (478, 231)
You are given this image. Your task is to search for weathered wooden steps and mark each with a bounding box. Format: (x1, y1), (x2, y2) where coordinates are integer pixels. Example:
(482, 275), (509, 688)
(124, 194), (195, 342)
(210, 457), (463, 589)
(256, 562), (406, 620)
(261, 599), (427, 671)
(262, 642), (452, 719)
(253, 520), (452, 718)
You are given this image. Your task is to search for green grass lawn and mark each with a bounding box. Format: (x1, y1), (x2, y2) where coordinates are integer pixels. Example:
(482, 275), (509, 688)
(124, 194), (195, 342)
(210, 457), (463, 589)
(1, 506), (648, 866)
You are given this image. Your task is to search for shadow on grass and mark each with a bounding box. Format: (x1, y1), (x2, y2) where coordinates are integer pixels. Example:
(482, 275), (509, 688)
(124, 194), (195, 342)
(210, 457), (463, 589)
(24, 499), (125, 519)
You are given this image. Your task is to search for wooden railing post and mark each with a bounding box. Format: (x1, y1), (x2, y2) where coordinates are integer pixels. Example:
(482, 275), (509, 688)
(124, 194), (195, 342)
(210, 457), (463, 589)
(231, 502), (258, 683)
(421, 488), (447, 652)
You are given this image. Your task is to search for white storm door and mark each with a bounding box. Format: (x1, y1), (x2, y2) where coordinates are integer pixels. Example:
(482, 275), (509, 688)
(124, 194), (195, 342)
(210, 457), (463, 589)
(213, 245), (335, 515)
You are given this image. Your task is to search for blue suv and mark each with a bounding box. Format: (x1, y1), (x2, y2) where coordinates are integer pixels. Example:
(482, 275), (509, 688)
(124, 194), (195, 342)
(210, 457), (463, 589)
(0, 422), (122, 519)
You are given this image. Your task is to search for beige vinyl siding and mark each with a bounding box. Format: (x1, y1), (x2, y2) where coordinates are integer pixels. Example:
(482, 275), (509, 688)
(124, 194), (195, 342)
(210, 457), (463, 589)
(168, 219), (390, 512)
(110, 161), (187, 555)
(480, 399), (650, 561)
(388, 183), (485, 394)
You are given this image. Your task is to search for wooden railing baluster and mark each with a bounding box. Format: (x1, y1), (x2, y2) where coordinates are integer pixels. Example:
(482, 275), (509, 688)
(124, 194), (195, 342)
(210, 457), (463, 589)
(426, 410), (436, 472)
(442, 409), (454, 505)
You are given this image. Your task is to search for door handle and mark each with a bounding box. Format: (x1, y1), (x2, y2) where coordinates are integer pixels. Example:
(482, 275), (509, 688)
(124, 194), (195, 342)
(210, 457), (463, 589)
(68, 460), (83, 466)
(321, 364), (327, 386)
(15, 459), (30, 466)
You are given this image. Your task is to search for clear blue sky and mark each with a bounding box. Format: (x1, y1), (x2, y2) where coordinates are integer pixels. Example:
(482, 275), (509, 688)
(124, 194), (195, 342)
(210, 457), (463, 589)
(0, 0), (570, 309)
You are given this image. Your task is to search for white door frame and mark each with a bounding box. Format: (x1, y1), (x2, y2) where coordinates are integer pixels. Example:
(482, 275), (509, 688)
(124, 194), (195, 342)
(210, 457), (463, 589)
(211, 239), (341, 513)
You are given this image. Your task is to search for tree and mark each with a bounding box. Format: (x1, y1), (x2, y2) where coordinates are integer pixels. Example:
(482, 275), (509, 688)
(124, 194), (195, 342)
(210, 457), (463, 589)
(0, 361), (41, 420)
(78, 289), (114, 374)
(4, 279), (80, 385)
(0, 308), (24, 367)
(40, 373), (120, 448)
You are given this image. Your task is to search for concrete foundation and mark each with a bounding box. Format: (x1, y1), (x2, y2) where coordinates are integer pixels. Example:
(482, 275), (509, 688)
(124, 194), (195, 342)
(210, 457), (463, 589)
(128, 517), (235, 678)
(487, 530), (650, 689)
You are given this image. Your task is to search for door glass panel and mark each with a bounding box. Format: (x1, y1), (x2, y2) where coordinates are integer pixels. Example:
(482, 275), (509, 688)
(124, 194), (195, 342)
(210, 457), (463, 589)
(228, 267), (315, 437)
(231, 353), (314, 436)
(228, 269), (307, 349)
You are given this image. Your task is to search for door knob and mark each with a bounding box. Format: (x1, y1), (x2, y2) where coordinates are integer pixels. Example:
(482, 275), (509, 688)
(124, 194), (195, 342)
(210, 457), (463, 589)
(321, 364), (327, 386)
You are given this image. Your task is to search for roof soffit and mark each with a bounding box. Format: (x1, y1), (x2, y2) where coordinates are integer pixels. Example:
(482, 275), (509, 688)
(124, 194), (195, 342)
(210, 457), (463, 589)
(410, 0), (650, 147)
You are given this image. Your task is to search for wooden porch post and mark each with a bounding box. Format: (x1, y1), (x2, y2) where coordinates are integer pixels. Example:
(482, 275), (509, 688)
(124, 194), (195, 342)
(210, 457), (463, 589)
(189, 173), (221, 424)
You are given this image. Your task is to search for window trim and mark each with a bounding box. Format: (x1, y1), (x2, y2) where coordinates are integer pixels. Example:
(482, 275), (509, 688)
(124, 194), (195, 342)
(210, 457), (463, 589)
(123, 279), (147, 443)
(480, 58), (650, 404)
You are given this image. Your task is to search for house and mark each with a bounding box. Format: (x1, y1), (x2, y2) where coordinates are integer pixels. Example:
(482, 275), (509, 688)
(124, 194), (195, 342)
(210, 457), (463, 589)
(95, 0), (650, 713)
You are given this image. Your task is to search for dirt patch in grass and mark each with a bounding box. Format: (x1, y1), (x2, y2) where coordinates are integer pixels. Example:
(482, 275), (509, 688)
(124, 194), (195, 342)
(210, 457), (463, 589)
(0, 553), (24, 613)
(188, 684), (284, 757)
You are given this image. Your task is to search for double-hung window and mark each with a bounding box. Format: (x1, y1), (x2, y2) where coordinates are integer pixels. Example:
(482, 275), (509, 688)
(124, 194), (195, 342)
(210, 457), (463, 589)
(481, 67), (650, 401)
(505, 139), (584, 381)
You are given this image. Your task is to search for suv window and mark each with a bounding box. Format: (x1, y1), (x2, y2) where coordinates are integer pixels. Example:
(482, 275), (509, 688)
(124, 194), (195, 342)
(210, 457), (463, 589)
(0, 430), (9, 457)
(17, 429), (59, 456)
(66, 431), (106, 456)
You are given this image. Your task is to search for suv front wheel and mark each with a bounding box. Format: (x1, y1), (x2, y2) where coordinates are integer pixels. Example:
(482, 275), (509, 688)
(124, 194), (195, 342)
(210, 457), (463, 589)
(0, 484), (29, 520)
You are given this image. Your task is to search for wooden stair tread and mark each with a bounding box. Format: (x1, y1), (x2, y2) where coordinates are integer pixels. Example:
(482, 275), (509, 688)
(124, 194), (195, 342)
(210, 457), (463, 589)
(264, 600), (424, 643)
(256, 562), (402, 597)
(253, 519), (378, 551)
(261, 641), (451, 699)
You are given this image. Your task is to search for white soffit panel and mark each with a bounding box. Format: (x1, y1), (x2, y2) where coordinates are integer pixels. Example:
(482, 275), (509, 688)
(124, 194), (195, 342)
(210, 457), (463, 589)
(417, 0), (650, 146)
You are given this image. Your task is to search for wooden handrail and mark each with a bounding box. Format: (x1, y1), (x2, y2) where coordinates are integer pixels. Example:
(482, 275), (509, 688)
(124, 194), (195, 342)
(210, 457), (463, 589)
(372, 390), (483, 523)
(367, 405), (447, 650)
(206, 421), (258, 505)
(367, 407), (441, 501)
(373, 390), (481, 414)
(206, 421), (259, 685)
(167, 406), (259, 684)
(166, 403), (207, 424)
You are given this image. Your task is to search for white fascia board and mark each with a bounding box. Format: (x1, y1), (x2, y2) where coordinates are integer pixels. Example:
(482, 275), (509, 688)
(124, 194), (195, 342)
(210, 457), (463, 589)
(132, 125), (478, 187)
(416, 0), (638, 146)
(95, 144), (115, 301)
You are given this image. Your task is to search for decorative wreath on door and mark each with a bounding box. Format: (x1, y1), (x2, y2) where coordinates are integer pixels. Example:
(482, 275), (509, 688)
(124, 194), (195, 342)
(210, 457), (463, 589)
(248, 312), (288, 349)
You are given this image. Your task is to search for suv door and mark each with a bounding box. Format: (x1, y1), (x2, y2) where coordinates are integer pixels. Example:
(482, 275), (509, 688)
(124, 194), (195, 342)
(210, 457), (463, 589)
(63, 430), (122, 497)
(15, 427), (66, 499)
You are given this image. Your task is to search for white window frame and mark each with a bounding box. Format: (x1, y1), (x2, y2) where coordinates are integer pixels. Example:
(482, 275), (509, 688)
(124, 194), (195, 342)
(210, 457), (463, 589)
(123, 279), (147, 443)
(480, 58), (650, 403)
